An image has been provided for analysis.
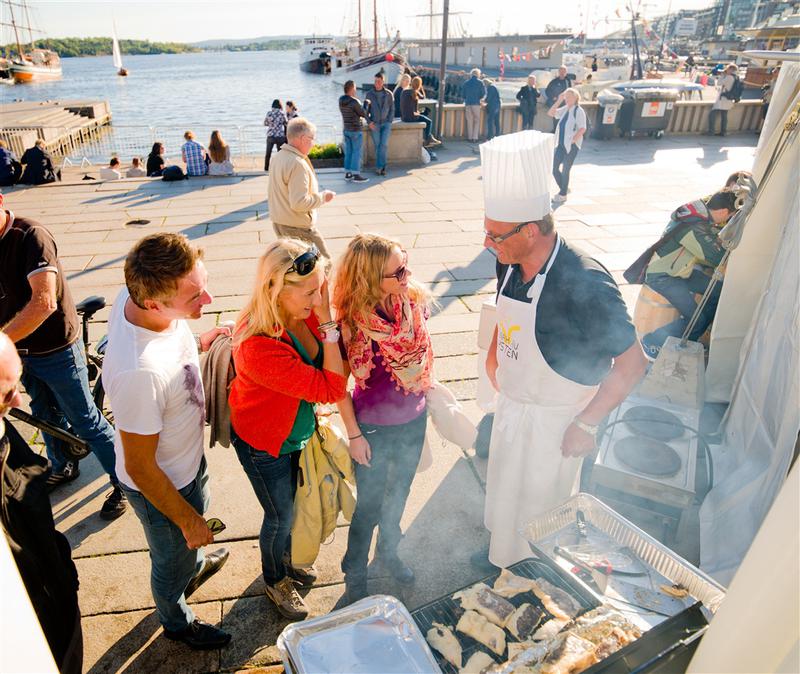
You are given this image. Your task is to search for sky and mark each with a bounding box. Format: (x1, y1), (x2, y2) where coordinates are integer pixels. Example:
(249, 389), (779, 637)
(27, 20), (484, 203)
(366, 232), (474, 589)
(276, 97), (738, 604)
(7, 0), (716, 43)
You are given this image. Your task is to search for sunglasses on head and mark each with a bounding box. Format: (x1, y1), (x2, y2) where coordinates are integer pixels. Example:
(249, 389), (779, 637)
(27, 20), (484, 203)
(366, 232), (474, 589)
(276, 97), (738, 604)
(287, 244), (320, 276)
(383, 251), (409, 281)
(206, 517), (226, 535)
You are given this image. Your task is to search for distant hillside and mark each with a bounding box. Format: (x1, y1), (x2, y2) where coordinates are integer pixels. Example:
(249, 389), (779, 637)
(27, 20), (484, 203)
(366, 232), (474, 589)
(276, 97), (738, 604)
(1, 37), (199, 57)
(197, 38), (303, 51)
(191, 35), (309, 48)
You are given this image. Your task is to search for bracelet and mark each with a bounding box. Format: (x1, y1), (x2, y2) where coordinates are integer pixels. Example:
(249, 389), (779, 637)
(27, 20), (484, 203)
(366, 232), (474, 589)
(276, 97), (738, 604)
(348, 433), (363, 440)
(318, 320), (337, 331)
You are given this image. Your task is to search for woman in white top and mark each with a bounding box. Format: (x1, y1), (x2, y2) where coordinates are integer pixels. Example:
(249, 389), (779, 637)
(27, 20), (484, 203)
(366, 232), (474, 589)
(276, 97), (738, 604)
(708, 63), (738, 137)
(207, 130), (235, 176)
(548, 87), (587, 204)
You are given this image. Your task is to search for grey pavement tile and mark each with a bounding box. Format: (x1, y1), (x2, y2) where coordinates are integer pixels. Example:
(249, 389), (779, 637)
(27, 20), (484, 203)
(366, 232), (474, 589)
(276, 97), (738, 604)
(319, 212), (401, 226)
(427, 313), (480, 335)
(81, 600), (222, 674)
(601, 222), (666, 237)
(435, 354), (479, 382)
(416, 231), (482, 248)
(398, 209), (483, 223)
(59, 255), (93, 272)
(591, 235), (659, 253)
(459, 294), (495, 313)
(593, 251), (640, 272)
(358, 219), (463, 235)
(431, 331), (480, 357)
(409, 246), (485, 264)
(347, 202), (434, 215)
(444, 378), (478, 401)
(429, 279), (496, 297)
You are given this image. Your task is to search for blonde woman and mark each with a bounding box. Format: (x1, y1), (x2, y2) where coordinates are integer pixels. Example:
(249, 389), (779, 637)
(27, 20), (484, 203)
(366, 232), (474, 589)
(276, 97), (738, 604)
(333, 234), (435, 604)
(394, 72), (411, 118)
(228, 239), (347, 620)
(207, 130), (234, 176)
(547, 87), (586, 203)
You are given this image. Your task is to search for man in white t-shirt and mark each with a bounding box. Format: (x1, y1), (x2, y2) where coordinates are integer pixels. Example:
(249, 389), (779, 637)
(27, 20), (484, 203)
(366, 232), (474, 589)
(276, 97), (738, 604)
(102, 232), (232, 650)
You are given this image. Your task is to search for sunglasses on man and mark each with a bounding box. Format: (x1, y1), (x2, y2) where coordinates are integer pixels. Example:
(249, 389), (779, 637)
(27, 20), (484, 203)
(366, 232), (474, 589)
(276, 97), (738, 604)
(287, 244), (320, 276)
(484, 221), (534, 244)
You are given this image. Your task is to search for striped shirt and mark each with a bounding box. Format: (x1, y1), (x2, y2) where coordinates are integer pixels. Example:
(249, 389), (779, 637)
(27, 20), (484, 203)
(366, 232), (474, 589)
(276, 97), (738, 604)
(182, 140), (207, 176)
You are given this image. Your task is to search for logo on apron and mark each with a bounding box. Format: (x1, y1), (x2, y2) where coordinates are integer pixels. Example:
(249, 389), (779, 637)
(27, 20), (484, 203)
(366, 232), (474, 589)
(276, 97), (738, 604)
(498, 322), (521, 360)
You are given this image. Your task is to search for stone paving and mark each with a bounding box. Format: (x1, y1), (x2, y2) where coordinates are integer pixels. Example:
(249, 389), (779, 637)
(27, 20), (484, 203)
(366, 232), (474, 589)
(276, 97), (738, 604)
(3, 133), (757, 673)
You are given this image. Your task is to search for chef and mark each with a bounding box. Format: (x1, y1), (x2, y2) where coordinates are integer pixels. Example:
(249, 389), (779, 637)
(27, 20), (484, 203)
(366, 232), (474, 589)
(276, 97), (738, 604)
(475, 131), (647, 570)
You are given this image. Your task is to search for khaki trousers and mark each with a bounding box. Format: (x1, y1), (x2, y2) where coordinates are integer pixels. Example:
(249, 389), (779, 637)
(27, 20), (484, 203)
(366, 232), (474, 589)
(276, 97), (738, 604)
(465, 105), (482, 141)
(272, 222), (331, 259)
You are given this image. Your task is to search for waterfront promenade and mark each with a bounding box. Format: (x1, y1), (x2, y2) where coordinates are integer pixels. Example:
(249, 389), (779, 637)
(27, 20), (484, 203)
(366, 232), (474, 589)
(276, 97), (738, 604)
(5, 134), (756, 673)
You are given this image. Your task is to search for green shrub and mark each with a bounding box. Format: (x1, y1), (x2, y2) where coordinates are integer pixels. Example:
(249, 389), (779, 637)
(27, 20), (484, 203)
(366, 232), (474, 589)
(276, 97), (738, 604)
(308, 143), (343, 159)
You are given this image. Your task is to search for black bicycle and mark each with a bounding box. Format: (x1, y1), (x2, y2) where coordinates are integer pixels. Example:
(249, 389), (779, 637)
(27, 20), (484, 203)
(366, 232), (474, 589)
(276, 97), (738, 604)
(9, 295), (110, 461)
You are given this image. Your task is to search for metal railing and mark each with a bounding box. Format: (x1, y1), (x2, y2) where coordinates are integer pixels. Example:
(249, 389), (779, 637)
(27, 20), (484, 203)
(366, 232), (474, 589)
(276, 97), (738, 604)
(1, 123), (342, 171)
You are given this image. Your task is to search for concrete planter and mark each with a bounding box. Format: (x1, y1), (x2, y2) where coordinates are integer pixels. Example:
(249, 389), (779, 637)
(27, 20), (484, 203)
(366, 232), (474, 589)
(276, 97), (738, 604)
(309, 157), (344, 169)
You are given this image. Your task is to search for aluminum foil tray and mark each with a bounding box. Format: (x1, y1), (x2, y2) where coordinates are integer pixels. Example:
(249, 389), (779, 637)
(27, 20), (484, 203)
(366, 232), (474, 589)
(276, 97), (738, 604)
(520, 493), (726, 614)
(277, 594), (440, 674)
(411, 558), (600, 674)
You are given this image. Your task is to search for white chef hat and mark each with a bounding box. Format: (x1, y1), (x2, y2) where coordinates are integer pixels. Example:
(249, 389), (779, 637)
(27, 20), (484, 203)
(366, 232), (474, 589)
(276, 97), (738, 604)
(480, 130), (554, 223)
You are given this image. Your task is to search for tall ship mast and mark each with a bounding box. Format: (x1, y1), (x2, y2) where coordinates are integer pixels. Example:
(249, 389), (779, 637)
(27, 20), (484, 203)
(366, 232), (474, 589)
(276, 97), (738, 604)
(2, 0), (62, 83)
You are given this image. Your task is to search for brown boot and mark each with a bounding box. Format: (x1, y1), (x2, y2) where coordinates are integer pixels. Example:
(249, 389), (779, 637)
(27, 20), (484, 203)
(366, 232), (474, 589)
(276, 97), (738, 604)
(265, 576), (309, 620)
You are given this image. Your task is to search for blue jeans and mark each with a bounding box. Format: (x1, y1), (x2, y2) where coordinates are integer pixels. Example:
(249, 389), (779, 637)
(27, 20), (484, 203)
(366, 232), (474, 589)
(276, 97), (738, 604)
(231, 429), (298, 585)
(486, 109), (500, 139)
(644, 271), (722, 347)
(122, 457), (209, 631)
(552, 144), (579, 196)
(343, 129), (363, 174)
(371, 121), (392, 169)
(708, 109), (728, 135)
(416, 114), (433, 141)
(20, 341), (117, 479)
(341, 412), (426, 580)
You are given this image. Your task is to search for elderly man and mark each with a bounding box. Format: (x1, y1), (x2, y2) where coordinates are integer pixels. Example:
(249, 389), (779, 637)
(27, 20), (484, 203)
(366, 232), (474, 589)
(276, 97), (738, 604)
(545, 66), (570, 130)
(102, 233), (232, 649)
(365, 72), (395, 176)
(473, 132), (647, 571)
(461, 68), (486, 143)
(708, 63), (740, 137)
(0, 194), (126, 519)
(516, 75), (540, 131)
(268, 117), (336, 257)
(0, 332), (83, 673)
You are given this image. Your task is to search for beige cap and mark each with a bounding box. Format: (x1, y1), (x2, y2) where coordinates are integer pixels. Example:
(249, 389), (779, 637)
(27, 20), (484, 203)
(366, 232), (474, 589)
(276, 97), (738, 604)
(480, 130), (553, 222)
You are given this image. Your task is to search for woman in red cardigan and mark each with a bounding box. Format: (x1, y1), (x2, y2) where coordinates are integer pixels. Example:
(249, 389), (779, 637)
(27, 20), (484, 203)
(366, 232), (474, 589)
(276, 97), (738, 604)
(229, 239), (346, 621)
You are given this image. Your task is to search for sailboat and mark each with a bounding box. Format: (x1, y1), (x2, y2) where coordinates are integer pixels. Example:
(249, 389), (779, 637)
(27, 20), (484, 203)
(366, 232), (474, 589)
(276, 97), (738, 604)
(4, 0), (62, 82)
(112, 24), (127, 76)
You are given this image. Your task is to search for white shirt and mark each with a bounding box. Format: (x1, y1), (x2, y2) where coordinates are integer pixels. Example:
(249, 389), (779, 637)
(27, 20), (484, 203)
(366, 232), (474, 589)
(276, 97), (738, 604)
(99, 167), (122, 180)
(712, 74), (736, 112)
(554, 105), (587, 151)
(102, 289), (205, 491)
(125, 166), (146, 178)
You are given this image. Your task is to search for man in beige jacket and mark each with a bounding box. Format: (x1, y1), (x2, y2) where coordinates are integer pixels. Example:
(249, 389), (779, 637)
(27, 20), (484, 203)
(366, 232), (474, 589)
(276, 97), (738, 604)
(268, 117), (335, 256)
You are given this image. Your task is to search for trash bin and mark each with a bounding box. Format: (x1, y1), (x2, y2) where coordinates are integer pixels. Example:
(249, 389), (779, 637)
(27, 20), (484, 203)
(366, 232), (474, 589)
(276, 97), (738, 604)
(594, 90), (625, 140)
(617, 88), (680, 139)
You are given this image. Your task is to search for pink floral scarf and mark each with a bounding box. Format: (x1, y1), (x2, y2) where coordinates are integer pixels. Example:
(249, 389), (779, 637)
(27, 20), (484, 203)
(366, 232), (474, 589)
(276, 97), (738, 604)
(346, 294), (434, 395)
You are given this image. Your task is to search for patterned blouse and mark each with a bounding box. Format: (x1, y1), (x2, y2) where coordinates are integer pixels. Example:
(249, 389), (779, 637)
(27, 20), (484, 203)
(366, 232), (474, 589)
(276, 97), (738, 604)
(264, 109), (287, 138)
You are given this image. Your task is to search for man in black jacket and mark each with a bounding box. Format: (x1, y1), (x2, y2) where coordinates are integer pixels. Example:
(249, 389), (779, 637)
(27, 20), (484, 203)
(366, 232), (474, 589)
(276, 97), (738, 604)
(339, 80), (370, 183)
(1, 332), (82, 674)
(516, 75), (540, 130)
(20, 140), (60, 185)
(545, 67), (570, 130)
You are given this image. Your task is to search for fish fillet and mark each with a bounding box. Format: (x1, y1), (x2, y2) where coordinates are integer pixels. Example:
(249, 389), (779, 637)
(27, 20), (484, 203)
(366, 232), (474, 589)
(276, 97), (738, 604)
(457, 610), (507, 656)
(455, 583), (516, 627)
(460, 651), (496, 673)
(531, 578), (581, 620)
(531, 618), (569, 642)
(427, 622), (463, 669)
(506, 603), (546, 641)
(493, 568), (541, 598)
(539, 633), (598, 674)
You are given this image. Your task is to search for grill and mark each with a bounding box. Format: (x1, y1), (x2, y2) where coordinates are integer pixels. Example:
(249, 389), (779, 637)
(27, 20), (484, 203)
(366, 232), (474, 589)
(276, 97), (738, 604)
(411, 558), (599, 674)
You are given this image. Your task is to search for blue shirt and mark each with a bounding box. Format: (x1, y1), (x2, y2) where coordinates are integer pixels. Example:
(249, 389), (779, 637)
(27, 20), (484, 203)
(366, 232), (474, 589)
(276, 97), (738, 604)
(182, 139), (207, 176)
(461, 76), (486, 105)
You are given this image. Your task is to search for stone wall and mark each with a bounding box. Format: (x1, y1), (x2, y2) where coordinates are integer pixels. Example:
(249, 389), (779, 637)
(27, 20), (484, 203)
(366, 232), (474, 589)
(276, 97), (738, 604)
(361, 120), (425, 165)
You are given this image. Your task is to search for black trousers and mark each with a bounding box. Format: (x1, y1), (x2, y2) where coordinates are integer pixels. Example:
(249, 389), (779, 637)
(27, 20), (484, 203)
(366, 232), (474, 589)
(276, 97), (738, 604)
(341, 412), (427, 580)
(552, 144), (579, 196)
(708, 109), (728, 135)
(521, 110), (536, 130)
(265, 136), (286, 171)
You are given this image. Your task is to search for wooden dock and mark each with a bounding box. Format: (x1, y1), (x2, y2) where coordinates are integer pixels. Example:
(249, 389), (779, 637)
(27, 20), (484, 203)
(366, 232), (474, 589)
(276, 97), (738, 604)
(0, 99), (111, 158)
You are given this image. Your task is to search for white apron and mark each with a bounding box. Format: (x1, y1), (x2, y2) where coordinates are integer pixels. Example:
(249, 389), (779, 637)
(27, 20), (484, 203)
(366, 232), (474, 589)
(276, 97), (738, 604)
(485, 237), (598, 568)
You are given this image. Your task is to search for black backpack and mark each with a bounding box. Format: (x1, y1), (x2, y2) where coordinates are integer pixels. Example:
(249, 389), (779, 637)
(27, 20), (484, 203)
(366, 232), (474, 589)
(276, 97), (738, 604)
(724, 75), (744, 103)
(162, 165), (187, 181)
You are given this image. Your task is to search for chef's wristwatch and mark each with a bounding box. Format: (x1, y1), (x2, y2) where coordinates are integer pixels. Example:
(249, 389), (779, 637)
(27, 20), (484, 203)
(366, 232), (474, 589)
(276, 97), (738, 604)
(572, 418), (599, 437)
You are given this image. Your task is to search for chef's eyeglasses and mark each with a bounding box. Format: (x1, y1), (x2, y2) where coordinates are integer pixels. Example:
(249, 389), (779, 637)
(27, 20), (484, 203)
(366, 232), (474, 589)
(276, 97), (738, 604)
(287, 244), (320, 276)
(484, 221), (533, 244)
(383, 252), (409, 281)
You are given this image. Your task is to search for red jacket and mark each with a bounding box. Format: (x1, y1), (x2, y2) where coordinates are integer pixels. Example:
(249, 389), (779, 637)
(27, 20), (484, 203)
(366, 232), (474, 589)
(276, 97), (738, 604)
(229, 315), (347, 456)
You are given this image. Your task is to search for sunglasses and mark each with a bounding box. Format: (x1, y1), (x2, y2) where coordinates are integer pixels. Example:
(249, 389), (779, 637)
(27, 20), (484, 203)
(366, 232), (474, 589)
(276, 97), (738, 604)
(206, 517), (226, 535)
(484, 221), (533, 244)
(383, 252), (409, 281)
(287, 244), (320, 276)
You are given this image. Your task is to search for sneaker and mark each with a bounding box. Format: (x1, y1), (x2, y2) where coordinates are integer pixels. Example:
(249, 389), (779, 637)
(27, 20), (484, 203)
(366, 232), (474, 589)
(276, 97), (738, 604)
(46, 460), (80, 492)
(185, 548), (230, 598)
(351, 174), (369, 183)
(378, 553), (415, 585)
(344, 576), (369, 605)
(163, 619), (231, 650)
(380, 168), (387, 176)
(99, 484), (128, 521)
(283, 552), (317, 587)
(344, 172), (353, 181)
(265, 576), (309, 620)
(552, 193), (567, 203)
(424, 137), (442, 147)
